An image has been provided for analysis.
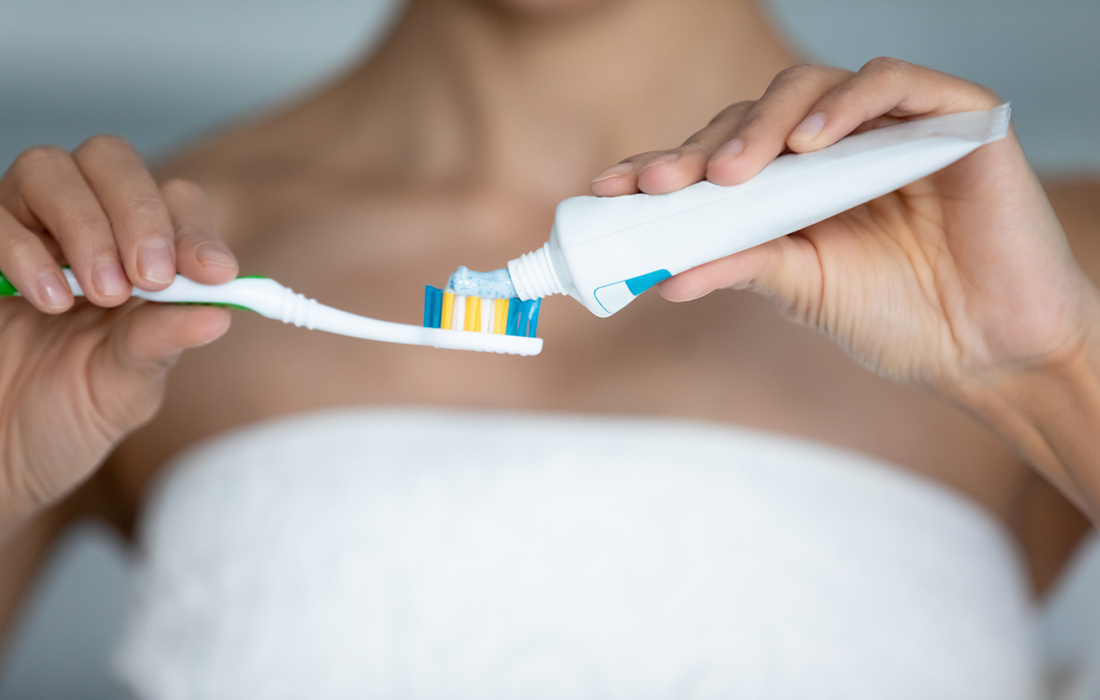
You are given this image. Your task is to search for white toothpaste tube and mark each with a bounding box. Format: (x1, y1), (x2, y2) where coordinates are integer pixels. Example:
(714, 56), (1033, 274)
(506, 104), (1011, 317)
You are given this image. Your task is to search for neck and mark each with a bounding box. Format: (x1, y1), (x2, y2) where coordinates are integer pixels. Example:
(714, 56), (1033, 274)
(325, 0), (799, 201)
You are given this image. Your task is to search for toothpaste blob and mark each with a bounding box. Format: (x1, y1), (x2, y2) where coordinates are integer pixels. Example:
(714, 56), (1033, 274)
(445, 266), (517, 299)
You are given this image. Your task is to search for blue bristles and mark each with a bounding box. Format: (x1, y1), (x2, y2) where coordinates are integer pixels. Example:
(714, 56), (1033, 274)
(423, 286), (443, 328)
(506, 298), (520, 335)
(516, 299), (541, 337)
(431, 287), (442, 328)
(514, 301), (528, 337)
(423, 286), (435, 327)
(526, 298), (541, 338)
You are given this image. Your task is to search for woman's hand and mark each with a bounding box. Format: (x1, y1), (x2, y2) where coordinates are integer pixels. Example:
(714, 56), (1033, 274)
(0, 135), (237, 533)
(593, 58), (1092, 388)
(591, 59), (1100, 510)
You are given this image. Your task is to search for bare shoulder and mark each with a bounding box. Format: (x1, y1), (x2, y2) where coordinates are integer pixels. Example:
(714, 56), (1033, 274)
(1045, 176), (1100, 284)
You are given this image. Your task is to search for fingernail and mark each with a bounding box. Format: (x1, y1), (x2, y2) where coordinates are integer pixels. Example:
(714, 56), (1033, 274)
(712, 137), (745, 162)
(792, 112), (826, 141)
(37, 271), (69, 310)
(93, 258), (129, 297)
(196, 243), (236, 269)
(591, 162), (634, 183)
(138, 240), (175, 284)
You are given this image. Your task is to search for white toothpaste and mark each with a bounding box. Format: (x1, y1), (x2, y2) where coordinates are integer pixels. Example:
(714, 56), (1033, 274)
(500, 104), (1011, 317)
(446, 266), (516, 299)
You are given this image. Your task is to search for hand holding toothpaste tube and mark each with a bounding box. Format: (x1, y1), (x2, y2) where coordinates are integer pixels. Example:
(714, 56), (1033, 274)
(592, 59), (1100, 519)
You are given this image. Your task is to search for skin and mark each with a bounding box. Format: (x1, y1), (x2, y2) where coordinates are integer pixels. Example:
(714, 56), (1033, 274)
(1, 0), (1098, 651)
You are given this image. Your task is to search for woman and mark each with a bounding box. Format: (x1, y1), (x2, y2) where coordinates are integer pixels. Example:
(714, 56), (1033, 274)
(1, 0), (1098, 695)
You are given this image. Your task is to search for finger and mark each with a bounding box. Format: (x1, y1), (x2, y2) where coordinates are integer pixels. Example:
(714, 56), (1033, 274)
(0, 207), (72, 312)
(160, 179), (238, 284)
(786, 57), (1002, 154)
(73, 135), (176, 291)
(589, 156), (646, 197)
(591, 103), (758, 197)
(706, 64), (852, 186)
(0, 146), (130, 307)
(110, 303), (231, 370)
(90, 303), (231, 431)
(633, 102), (755, 195)
(590, 150), (690, 197)
(658, 233), (823, 326)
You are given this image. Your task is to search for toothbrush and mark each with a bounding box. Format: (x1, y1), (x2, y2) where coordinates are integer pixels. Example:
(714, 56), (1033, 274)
(0, 270), (543, 356)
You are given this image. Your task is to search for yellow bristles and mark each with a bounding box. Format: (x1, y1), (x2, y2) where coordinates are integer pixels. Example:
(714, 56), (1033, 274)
(436, 290), (521, 336)
(464, 297), (480, 332)
(441, 292), (454, 330)
(494, 299), (508, 334)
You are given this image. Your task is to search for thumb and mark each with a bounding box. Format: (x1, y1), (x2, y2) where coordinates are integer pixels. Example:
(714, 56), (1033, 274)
(657, 233), (825, 326)
(89, 302), (231, 432)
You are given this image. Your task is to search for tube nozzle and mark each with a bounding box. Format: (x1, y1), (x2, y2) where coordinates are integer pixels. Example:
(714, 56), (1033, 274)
(507, 242), (566, 300)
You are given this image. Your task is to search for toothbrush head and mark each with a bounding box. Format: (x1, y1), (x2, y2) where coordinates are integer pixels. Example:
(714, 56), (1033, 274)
(423, 285), (542, 355)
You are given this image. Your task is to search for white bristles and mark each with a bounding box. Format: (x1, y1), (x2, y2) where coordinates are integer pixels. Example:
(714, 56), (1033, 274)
(480, 298), (493, 333)
(451, 295), (466, 331)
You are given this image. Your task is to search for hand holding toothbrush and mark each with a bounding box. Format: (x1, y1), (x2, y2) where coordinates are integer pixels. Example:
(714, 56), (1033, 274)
(0, 136), (237, 538)
(592, 59), (1100, 520)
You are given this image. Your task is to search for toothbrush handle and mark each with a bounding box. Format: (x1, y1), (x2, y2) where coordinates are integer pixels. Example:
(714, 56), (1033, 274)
(0, 269), (289, 316)
(0, 272), (16, 297)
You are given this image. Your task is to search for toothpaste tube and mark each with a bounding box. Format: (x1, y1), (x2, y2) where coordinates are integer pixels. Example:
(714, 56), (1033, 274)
(506, 104), (1011, 317)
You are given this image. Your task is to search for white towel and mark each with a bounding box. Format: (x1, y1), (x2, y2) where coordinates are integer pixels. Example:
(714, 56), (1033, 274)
(115, 409), (1038, 699)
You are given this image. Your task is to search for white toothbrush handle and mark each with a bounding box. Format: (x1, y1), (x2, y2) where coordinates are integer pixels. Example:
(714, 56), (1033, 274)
(58, 270), (542, 356)
(62, 269), (291, 316)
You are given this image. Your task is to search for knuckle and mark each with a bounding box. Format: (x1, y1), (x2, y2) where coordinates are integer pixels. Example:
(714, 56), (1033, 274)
(128, 385), (167, 426)
(11, 145), (69, 179)
(125, 195), (170, 223)
(775, 63), (821, 84)
(678, 140), (710, 157)
(711, 101), (753, 125)
(3, 231), (42, 264)
(634, 150), (667, 164)
(96, 371), (167, 435)
(735, 108), (767, 135)
(975, 84), (1002, 106)
(830, 80), (863, 102)
(159, 177), (203, 200)
(863, 56), (910, 77)
(63, 207), (112, 243)
(172, 222), (210, 245)
(75, 133), (136, 159)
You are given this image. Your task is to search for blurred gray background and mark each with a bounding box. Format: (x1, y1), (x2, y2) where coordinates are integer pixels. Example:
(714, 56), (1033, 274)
(0, 0), (1097, 698)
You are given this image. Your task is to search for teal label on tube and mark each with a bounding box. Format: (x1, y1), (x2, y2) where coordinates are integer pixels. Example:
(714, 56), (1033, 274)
(625, 269), (671, 296)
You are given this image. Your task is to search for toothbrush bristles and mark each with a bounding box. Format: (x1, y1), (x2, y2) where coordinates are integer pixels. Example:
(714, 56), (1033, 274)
(423, 286), (443, 328)
(424, 285), (541, 338)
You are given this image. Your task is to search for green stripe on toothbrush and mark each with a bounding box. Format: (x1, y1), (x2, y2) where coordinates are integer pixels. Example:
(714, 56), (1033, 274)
(0, 271), (263, 313)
